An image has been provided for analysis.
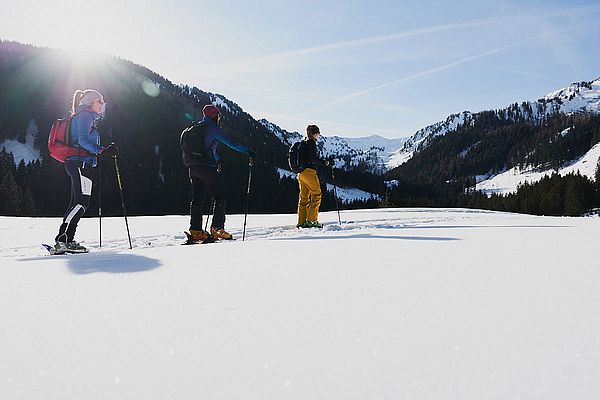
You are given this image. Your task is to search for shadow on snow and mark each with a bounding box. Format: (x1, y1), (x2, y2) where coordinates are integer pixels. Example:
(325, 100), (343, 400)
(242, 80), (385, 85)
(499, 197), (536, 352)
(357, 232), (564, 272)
(19, 252), (162, 275)
(271, 233), (461, 242)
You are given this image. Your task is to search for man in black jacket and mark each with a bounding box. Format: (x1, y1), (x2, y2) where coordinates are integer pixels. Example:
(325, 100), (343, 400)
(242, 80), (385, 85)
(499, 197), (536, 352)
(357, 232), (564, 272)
(297, 124), (327, 228)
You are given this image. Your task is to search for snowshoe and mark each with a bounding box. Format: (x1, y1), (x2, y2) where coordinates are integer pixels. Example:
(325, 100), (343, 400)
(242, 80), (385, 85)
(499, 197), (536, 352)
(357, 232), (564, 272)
(210, 227), (234, 240)
(183, 230), (215, 245)
(305, 221), (323, 228)
(65, 241), (89, 253)
(43, 241), (89, 255)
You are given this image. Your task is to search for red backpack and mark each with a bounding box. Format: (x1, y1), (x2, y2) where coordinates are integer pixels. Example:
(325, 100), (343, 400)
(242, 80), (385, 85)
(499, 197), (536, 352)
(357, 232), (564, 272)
(47, 112), (91, 163)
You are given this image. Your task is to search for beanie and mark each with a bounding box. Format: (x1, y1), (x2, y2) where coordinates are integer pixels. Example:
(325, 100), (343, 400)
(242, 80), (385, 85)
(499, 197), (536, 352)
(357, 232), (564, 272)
(80, 90), (104, 107)
(203, 105), (221, 119)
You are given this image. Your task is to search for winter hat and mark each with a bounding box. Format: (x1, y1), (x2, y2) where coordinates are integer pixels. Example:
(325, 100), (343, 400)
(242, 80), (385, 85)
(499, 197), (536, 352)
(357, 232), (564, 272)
(80, 90), (104, 107)
(203, 104), (221, 119)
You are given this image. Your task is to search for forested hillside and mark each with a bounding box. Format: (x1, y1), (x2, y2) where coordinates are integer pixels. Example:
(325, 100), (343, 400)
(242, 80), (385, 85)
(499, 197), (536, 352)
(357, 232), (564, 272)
(384, 104), (600, 216)
(0, 41), (381, 216)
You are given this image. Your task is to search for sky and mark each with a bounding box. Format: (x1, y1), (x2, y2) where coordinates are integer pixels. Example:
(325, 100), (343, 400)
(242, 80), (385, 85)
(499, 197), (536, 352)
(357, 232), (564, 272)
(2, 0), (600, 138)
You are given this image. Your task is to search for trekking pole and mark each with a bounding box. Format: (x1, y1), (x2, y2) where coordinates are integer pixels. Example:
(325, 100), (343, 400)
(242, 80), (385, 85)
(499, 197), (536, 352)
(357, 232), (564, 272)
(113, 152), (133, 249)
(204, 197), (215, 232)
(330, 164), (342, 225)
(242, 158), (253, 241)
(99, 157), (102, 247)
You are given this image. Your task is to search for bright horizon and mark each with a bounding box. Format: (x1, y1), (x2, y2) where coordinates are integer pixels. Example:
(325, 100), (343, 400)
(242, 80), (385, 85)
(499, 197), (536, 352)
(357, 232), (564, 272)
(2, 0), (600, 138)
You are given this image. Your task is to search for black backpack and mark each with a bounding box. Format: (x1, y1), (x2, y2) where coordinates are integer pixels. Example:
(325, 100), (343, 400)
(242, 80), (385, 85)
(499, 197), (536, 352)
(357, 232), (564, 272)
(180, 122), (209, 167)
(288, 140), (307, 173)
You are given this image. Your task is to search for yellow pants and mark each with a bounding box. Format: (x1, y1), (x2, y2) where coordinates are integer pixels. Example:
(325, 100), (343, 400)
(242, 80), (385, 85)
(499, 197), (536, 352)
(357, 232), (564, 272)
(297, 168), (322, 224)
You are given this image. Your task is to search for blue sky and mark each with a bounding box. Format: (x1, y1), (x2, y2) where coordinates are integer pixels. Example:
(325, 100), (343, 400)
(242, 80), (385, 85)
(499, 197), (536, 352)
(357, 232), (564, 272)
(2, 0), (600, 138)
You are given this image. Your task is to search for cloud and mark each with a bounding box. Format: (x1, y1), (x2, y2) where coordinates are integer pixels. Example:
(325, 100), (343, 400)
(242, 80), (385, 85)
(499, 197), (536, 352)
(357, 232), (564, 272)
(296, 45), (516, 117)
(200, 19), (500, 78)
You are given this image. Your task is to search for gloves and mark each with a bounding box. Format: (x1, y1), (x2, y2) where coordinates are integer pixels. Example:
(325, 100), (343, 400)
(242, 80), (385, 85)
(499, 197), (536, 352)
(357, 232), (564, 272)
(100, 142), (119, 157)
(248, 149), (256, 166)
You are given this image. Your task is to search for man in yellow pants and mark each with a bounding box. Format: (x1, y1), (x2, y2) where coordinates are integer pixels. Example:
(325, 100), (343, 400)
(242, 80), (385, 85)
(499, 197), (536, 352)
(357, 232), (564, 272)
(297, 125), (328, 228)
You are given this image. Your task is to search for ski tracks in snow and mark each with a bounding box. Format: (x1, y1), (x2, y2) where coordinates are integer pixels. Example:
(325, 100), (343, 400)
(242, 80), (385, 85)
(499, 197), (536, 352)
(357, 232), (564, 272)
(1, 209), (517, 258)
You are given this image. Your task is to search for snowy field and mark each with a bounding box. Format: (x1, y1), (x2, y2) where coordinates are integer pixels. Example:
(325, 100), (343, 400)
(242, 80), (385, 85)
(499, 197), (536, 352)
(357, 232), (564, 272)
(1, 208), (600, 399)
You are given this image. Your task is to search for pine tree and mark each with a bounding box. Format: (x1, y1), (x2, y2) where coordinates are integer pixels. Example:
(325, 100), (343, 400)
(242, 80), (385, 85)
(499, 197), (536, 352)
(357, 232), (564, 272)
(0, 170), (20, 214)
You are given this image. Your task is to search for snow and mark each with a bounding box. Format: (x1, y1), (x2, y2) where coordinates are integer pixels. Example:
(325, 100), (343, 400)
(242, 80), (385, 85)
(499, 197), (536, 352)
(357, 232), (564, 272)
(0, 119), (40, 165)
(277, 168), (379, 203)
(2, 208), (600, 399)
(260, 119), (408, 174)
(324, 183), (380, 203)
(542, 78), (600, 114)
(322, 135), (406, 155)
(210, 94), (233, 114)
(387, 148), (414, 169)
(260, 119), (302, 146)
(320, 135), (408, 173)
(560, 127), (572, 137)
(476, 142), (600, 195)
(277, 167), (297, 179)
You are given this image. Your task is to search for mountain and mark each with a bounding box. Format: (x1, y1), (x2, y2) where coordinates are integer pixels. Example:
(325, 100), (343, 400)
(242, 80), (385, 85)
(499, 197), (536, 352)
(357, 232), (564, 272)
(259, 119), (408, 174)
(2, 39), (600, 217)
(390, 78), (600, 171)
(0, 40), (382, 216)
(385, 78), (600, 188)
(262, 78), (600, 180)
(364, 76), (600, 216)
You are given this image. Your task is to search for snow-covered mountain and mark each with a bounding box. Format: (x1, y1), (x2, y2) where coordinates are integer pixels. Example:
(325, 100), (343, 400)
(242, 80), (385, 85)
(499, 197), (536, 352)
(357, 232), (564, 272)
(261, 77), (600, 177)
(395, 78), (600, 169)
(470, 78), (600, 194)
(392, 111), (474, 168)
(259, 119), (408, 174)
(542, 79), (600, 114)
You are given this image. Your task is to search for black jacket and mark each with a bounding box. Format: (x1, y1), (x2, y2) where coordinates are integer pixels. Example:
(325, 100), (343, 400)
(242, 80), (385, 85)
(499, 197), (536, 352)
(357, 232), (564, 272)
(305, 138), (325, 170)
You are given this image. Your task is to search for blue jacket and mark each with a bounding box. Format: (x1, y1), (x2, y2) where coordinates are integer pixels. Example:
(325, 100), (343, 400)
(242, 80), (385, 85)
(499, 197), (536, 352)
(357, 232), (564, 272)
(66, 105), (103, 166)
(202, 117), (250, 166)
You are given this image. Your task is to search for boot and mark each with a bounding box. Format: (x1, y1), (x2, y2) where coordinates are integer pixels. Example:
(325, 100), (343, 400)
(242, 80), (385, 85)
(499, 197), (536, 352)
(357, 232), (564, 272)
(65, 241), (89, 253)
(211, 227), (233, 240)
(54, 240), (68, 255)
(188, 229), (210, 242)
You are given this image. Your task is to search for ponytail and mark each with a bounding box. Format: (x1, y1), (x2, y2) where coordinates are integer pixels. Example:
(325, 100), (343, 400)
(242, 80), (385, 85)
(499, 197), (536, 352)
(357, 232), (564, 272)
(70, 90), (84, 116)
